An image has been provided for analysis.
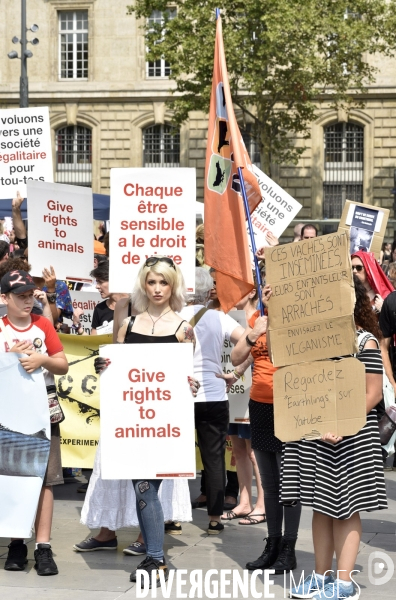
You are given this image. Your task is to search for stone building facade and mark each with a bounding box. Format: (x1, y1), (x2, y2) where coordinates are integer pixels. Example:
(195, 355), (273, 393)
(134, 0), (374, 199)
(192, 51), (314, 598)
(1, 0), (396, 234)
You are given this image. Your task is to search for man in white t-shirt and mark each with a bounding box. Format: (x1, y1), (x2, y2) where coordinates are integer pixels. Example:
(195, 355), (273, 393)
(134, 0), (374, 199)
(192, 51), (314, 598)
(179, 268), (247, 535)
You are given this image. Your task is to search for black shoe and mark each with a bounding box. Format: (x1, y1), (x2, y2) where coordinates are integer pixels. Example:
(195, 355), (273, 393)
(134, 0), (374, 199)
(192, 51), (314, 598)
(271, 537), (297, 574)
(207, 520), (224, 535)
(246, 536), (282, 570)
(77, 482), (89, 493)
(4, 540), (28, 571)
(164, 521), (182, 535)
(130, 556), (168, 587)
(34, 544), (59, 576)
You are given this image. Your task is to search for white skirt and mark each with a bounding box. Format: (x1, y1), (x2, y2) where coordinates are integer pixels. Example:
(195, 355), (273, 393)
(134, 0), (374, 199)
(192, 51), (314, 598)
(81, 441), (193, 530)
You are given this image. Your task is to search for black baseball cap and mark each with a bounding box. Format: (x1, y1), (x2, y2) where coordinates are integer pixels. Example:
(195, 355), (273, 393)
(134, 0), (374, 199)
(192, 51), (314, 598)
(0, 270), (36, 294)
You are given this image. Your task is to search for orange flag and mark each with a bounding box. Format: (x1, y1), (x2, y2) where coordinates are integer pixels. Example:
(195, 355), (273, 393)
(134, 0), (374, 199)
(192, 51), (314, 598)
(204, 15), (262, 313)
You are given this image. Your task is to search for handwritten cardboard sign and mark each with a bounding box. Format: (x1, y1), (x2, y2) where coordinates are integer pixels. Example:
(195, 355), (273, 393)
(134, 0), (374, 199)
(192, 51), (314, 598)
(223, 310), (251, 423)
(100, 343), (195, 479)
(338, 200), (389, 260)
(109, 168), (196, 293)
(273, 358), (366, 442)
(27, 180), (93, 281)
(0, 107), (53, 199)
(266, 231), (357, 367)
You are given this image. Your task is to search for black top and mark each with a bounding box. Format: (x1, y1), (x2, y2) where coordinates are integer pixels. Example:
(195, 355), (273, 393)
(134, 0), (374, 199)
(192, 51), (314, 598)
(92, 300), (114, 329)
(124, 316), (185, 344)
(379, 291), (396, 338)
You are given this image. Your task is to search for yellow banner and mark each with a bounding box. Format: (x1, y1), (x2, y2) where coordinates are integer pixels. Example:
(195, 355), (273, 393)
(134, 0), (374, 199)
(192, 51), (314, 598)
(55, 334), (112, 468)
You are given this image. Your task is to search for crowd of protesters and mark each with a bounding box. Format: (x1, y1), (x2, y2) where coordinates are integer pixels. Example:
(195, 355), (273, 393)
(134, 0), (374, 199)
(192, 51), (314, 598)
(1, 196), (395, 599)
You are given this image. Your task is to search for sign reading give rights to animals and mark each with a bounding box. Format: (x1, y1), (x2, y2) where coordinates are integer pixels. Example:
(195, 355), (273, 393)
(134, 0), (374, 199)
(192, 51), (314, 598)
(27, 180), (94, 281)
(100, 344), (195, 480)
(0, 107), (53, 199)
(109, 168), (196, 293)
(273, 358), (366, 442)
(266, 231), (357, 367)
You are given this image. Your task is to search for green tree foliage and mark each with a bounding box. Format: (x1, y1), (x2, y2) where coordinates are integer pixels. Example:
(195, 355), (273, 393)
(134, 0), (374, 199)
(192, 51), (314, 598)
(129, 1), (396, 174)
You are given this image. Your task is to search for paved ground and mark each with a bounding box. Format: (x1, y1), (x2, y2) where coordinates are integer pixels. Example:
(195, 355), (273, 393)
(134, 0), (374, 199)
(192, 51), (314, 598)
(1, 465), (395, 600)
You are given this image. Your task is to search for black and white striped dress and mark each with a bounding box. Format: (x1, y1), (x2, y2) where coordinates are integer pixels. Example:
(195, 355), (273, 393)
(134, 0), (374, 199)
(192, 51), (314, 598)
(280, 330), (388, 520)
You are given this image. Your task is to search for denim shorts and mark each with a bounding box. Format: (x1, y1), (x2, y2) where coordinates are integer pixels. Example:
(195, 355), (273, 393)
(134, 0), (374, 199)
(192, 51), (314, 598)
(228, 423), (251, 439)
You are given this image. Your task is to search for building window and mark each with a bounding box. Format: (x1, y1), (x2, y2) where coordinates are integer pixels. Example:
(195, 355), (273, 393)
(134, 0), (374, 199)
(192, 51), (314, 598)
(323, 122), (363, 219)
(146, 9), (176, 78)
(59, 10), (88, 79)
(241, 123), (261, 167)
(56, 125), (92, 186)
(143, 124), (180, 167)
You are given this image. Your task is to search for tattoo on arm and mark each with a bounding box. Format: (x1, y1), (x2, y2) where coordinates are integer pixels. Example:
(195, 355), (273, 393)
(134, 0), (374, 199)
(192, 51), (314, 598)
(183, 326), (195, 343)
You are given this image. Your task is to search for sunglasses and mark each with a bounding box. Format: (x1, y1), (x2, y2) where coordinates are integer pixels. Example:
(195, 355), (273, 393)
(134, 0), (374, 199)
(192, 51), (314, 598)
(352, 265), (364, 272)
(144, 257), (176, 270)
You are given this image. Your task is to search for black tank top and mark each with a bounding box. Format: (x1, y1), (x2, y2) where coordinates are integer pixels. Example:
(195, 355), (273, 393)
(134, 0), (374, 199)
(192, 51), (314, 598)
(123, 316), (186, 344)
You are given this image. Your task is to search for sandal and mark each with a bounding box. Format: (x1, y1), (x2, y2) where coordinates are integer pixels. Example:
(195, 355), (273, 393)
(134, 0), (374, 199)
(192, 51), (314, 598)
(221, 510), (250, 521)
(238, 513), (267, 525)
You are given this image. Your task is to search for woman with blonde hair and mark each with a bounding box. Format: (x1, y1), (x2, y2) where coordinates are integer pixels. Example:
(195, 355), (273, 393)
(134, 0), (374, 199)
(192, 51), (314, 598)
(79, 256), (197, 587)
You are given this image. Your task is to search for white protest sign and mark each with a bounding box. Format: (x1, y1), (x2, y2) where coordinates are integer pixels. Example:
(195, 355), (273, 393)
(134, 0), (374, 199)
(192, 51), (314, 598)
(100, 343), (195, 479)
(0, 353), (50, 538)
(27, 180), (94, 281)
(247, 165), (302, 261)
(0, 107), (53, 199)
(109, 168), (196, 293)
(222, 310), (251, 423)
(63, 291), (101, 334)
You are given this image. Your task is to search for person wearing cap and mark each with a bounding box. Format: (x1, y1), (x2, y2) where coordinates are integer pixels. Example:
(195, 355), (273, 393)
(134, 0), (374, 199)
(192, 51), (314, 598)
(0, 270), (68, 576)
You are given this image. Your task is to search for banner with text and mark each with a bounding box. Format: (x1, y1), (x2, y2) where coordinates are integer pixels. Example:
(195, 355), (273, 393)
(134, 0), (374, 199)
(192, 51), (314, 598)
(248, 165), (302, 261)
(273, 358), (366, 442)
(109, 168), (196, 293)
(27, 180), (94, 281)
(0, 107), (53, 199)
(100, 344), (195, 479)
(266, 231), (357, 367)
(55, 334), (112, 468)
(0, 353), (50, 537)
(338, 200), (389, 260)
(222, 310), (251, 423)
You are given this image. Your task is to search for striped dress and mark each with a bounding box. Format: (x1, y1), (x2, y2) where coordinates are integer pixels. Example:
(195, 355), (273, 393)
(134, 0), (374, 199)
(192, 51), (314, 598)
(280, 330), (388, 520)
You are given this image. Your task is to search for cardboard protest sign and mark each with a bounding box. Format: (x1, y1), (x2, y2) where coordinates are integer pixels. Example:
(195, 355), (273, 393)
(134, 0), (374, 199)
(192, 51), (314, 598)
(109, 168), (196, 293)
(266, 231), (357, 367)
(100, 343), (195, 479)
(223, 310), (251, 423)
(0, 107), (53, 199)
(27, 180), (94, 281)
(273, 358), (366, 442)
(338, 200), (389, 260)
(55, 334), (112, 468)
(248, 165), (302, 261)
(0, 353), (50, 537)
(63, 291), (101, 335)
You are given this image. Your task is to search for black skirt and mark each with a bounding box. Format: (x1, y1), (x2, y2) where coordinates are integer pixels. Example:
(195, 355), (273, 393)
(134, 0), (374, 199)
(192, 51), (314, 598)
(249, 399), (283, 453)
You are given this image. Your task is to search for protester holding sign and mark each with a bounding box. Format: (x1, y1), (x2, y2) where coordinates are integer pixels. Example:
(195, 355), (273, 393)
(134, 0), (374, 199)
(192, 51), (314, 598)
(283, 277), (387, 600)
(89, 256), (196, 586)
(351, 250), (393, 313)
(0, 270), (68, 576)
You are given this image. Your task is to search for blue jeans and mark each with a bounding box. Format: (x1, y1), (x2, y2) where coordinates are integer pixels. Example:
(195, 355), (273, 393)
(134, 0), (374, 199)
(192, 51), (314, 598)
(133, 479), (164, 560)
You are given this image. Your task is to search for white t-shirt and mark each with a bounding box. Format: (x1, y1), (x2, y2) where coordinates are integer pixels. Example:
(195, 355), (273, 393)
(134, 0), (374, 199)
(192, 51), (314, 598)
(179, 305), (240, 402)
(0, 315), (64, 386)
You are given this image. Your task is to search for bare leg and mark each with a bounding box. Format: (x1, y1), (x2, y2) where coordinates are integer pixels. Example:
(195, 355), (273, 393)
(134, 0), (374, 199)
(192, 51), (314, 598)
(35, 486), (54, 543)
(312, 511), (334, 574)
(222, 436), (253, 518)
(333, 513), (361, 582)
(247, 439), (265, 513)
(94, 527), (116, 542)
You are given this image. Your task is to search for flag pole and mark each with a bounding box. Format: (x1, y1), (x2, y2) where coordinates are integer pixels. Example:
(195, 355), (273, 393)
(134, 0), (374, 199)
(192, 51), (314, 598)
(238, 167), (265, 315)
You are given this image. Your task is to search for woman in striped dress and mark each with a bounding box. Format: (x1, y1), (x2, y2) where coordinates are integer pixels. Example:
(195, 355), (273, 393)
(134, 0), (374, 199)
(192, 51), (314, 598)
(284, 276), (388, 600)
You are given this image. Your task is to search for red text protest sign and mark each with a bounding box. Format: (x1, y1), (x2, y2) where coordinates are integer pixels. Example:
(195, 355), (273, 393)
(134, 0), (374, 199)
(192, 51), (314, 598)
(100, 344), (195, 479)
(27, 180), (94, 281)
(0, 107), (53, 199)
(109, 168), (196, 293)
